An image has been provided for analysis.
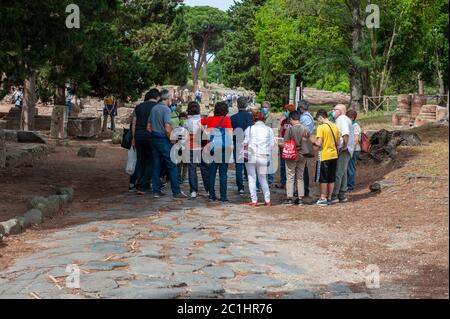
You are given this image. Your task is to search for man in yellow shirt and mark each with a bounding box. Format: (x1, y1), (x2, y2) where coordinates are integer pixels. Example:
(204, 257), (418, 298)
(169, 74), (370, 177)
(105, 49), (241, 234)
(103, 95), (117, 132)
(313, 109), (340, 207)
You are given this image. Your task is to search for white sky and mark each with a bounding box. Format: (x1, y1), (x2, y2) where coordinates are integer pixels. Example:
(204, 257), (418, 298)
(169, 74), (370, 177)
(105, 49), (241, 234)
(184, 0), (237, 11)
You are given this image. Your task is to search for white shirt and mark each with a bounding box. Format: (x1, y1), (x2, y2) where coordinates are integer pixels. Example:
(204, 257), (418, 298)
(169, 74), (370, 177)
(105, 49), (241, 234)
(243, 121), (275, 163)
(353, 122), (362, 152)
(335, 115), (355, 156)
(184, 114), (201, 134)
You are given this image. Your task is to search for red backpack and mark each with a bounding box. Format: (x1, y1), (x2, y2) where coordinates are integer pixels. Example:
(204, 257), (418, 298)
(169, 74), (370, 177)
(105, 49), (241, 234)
(360, 132), (372, 153)
(282, 139), (297, 160)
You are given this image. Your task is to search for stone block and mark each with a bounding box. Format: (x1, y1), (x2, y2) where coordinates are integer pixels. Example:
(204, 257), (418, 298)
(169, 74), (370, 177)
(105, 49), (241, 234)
(0, 218), (22, 235)
(436, 106), (448, 122)
(46, 195), (63, 216)
(57, 187), (75, 201)
(111, 131), (122, 144)
(16, 131), (47, 144)
(50, 105), (68, 139)
(370, 180), (395, 193)
(392, 112), (411, 126)
(29, 196), (50, 215)
(77, 146), (96, 158)
(67, 117), (101, 138)
(23, 209), (44, 226)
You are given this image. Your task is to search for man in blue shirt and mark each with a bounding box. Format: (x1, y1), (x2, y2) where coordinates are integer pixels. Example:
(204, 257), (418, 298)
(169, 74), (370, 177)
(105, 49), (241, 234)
(298, 99), (315, 197)
(231, 97), (254, 194)
(148, 89), (186, 199)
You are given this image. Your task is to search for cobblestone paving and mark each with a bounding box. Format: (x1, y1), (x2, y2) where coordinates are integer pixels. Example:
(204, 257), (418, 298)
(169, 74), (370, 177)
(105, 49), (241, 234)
(0, 185), (373, 299)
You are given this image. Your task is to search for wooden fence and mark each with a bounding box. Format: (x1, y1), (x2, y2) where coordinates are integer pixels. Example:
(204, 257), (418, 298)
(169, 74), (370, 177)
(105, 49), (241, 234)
(363, 94), (449, 113)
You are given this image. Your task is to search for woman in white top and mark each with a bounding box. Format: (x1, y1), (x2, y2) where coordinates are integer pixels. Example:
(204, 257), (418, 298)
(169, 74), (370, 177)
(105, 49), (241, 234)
(243, 111), (275, 206)
(183, 101), (209, 198)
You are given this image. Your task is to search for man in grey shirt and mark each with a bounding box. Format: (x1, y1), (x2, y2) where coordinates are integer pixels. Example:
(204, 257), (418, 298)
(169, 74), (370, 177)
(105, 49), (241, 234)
(330, 104), (354, 204)
(148, 89), (186, 199)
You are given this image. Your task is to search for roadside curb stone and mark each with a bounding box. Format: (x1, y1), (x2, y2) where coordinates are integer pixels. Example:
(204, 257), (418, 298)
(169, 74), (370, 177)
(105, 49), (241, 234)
(0, 218), (22, 236)
(1, 187), (75, 238)
(23, 209), (44, 226)
(57, 187), (74, 202)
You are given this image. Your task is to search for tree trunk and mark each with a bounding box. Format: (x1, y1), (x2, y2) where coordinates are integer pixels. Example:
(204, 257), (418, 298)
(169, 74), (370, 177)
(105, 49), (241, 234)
(0, 129), (6, 169)
(417, 73), (425, 95)
(54, 84), (66, 106)
(20, 71), (37, 131)
(202, 57), (208, 88)
(349, 0), (363, 111)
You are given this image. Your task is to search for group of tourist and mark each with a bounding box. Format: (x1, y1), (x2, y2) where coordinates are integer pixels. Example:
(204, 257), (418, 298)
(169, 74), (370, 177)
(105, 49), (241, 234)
(128, 88), (362, 207)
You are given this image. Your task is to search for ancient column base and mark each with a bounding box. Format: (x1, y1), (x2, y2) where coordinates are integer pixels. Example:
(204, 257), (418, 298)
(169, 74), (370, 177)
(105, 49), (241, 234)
(50, 105), (68, 140)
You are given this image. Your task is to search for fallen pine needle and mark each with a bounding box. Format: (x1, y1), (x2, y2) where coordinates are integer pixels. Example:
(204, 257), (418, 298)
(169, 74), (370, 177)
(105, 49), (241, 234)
(48, 275), (63, 290)
(30, 292), (41, 299)
(104, 255), (115, 261)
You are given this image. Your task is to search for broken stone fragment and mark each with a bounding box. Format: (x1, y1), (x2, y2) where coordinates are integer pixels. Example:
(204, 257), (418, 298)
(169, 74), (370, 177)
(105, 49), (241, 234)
(77, 146), (96, 158)
(23, 209), (44, 226)
(0, 218), (22, 236)
(57, 187), (75, 202)
(16, 131), (47, 144)
(369, 180), (395, 193)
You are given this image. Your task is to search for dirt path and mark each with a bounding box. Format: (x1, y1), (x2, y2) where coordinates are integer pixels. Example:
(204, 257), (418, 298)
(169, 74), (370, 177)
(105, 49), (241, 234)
(0, 126), (448, 298)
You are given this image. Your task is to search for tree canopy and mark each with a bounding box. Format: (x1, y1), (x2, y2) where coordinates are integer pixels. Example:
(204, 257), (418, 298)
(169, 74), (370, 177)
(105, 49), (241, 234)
(179, 6), (229, 88)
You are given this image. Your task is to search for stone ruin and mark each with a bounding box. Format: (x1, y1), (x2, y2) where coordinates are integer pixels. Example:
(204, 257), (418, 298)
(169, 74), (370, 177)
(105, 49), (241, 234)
(392, 94), (448, 128)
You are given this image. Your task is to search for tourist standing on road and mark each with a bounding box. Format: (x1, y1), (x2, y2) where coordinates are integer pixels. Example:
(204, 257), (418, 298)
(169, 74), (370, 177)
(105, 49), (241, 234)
(346, 109), (361, 192)
(231, 97), (254, 195)
(298, 99), (315, 198)
(102, 95), (117, 132)
(195, 89), (202, 103)
(200, 102), (233, 203)
(244, 111), (275, 207)
(12, 87), (23, 109)
(65, 87), (73, 116)
(260, 101), (277, 187)
(177, 111), (188, 185)
(329, 104), (354, 204)
(148, 89), (186, 199)
(130, 88), (160, 195)
(226, 94), (233, 109)
(275, 104), (296, 189)
(282, 111), (309, 206)
(184, 102), (209, 198)
(313, 109), (340, 206)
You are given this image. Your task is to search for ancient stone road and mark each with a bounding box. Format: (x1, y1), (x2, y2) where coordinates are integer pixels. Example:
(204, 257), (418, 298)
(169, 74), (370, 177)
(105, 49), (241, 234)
(0, 187), (373, 299)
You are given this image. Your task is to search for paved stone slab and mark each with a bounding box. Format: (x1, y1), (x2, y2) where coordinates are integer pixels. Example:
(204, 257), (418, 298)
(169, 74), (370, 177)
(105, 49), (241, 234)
(241, 275), (286, 288)
(80, 277), (118, 293)
(271, 262), (305, 276)
(227, 262), (270, 274)
(203, 266), (235, 279)
(101, 287), (185, 299)
(90, 241), (129, 254)
(126, 257), (171, 277)
(82, 261), (128, 271)
(130, 278), (187, 289)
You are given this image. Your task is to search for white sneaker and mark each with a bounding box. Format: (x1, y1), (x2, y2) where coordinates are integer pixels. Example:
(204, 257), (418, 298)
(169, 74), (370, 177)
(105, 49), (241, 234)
(191, 191), (197, 198)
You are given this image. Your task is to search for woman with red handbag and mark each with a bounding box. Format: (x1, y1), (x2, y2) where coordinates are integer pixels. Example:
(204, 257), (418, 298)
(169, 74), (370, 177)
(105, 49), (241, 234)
(282, 111), (310, 206)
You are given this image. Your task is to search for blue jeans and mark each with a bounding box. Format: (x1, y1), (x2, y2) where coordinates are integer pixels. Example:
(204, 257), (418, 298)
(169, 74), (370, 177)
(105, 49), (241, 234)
(279, 148), (286, 185)
(235, 163), (245, 191)
(208, 161), (228, 201)
(347, 151), (360, 190)
(304, 164), (310, 197)
(136, 137), (153, 192)
(188, 150), (209, 193)
(151, 137), (181, 195)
